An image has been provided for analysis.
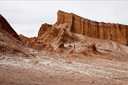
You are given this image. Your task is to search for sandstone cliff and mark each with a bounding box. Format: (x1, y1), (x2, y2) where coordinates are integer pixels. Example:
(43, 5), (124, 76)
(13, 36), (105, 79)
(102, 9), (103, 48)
(57, 10), (128, 46)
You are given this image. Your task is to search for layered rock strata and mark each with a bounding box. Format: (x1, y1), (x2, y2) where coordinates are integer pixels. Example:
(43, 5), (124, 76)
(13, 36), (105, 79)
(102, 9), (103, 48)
(57, 10), (128, 46)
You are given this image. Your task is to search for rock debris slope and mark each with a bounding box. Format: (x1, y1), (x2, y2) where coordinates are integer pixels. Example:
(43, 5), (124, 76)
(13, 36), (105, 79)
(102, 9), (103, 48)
(0, 14), (36, 57)
(0, 10), (128, 85)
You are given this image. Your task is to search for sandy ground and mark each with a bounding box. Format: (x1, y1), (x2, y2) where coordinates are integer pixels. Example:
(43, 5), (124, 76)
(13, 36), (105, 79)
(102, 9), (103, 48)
(0, 50), (128, 85)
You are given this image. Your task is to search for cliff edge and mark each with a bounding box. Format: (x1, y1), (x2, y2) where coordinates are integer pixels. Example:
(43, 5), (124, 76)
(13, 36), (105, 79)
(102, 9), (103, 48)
(57, 10), (128, 46)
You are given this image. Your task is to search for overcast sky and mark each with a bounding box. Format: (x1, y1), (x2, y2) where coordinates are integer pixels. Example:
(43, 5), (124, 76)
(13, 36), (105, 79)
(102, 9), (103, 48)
(0, 1), (128, 37)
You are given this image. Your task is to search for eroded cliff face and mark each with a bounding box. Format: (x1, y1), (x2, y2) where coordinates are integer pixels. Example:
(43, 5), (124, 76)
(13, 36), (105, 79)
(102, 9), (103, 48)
(57, 10), (128, 46)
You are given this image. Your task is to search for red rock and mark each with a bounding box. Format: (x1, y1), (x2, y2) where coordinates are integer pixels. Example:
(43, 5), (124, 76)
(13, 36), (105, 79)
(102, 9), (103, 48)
(37, 23), (52, 38)
(19, 34), (36, 47)
(57, 10), (128, 46)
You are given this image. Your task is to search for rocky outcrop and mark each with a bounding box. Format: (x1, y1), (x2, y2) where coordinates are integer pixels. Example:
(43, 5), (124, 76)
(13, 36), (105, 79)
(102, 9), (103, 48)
(1, 12), (128, 61)
(19, 34), (36, 47)
(0, 14), (37, 57)
(27, 23), (79, 51)
(37, 23), (52, 38)
(57, 10), (128, 46)
(20, 10), (127, 59)
(0, 14), (20, 40)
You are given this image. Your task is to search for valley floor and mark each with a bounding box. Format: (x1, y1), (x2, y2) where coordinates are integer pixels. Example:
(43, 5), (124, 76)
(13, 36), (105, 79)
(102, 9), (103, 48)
(0, 50), (128, 85)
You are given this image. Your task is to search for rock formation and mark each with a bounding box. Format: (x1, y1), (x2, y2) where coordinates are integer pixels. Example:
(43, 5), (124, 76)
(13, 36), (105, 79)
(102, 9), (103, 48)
(57, 10), (128, 46)
(18, 10), (128, 60)
(0, 14), (35, 57)
(1, 10), (128, 61)
(0, 14), (20, 40)
(1, 11), (128, 85)
(20, 23), (79, 52)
